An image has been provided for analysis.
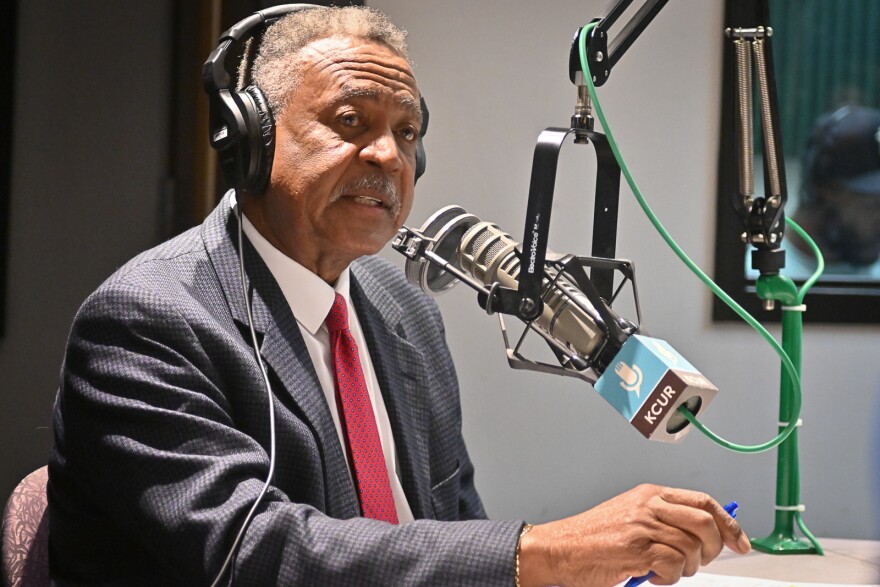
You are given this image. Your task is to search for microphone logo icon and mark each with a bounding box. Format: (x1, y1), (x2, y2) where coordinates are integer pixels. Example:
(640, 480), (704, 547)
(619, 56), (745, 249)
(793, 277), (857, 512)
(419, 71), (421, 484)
(615, 361), (643, 397)
(650, 339), (679, 364)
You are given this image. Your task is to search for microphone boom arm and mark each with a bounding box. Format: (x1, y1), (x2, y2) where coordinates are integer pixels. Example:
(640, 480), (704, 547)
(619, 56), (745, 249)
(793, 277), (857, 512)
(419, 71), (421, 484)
(573, 0), (671, 88)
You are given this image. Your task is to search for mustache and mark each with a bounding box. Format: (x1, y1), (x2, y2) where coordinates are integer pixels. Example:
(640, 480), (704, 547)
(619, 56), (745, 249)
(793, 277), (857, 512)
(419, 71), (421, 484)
(332, 174), (401, 215)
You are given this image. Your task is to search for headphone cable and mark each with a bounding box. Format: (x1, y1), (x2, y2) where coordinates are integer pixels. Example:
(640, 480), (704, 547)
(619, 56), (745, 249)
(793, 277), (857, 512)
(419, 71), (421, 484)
(210, 191), (279, 587)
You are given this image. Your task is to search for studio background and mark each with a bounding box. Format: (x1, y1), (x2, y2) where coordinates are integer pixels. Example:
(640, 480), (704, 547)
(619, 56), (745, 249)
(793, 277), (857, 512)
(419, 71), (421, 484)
(2, 0), (878, 541)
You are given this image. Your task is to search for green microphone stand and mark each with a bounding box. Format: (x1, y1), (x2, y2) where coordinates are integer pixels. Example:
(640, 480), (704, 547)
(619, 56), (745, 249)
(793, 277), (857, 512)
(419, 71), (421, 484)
(750, 273), (822, 554)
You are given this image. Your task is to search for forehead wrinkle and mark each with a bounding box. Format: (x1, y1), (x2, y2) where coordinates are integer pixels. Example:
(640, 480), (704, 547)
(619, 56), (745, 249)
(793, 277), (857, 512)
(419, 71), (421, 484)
(301, 39), (415, 83)
(296, 38), (421, 121)
(336, 85), (422, 122)
(328, 58), (416, 90)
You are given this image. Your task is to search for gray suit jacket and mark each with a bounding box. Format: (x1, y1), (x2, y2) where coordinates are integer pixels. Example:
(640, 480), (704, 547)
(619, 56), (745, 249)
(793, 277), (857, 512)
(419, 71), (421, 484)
(48, 195), (523, 585)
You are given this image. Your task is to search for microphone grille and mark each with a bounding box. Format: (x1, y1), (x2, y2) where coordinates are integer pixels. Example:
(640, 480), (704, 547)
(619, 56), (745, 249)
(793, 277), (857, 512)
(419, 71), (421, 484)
(476, 232), (509, 267)
(463, 225), (493, 258)
(459, 222), (519, 282)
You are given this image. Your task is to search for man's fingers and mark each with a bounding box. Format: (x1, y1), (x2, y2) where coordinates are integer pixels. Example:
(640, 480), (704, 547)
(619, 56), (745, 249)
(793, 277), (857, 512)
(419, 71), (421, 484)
(725, 518), (752, 555)
(643, 543), (688, 585)
(654, 502), (722, 564)
(649, 521), (703, 578)
(656, 488), (751, 556)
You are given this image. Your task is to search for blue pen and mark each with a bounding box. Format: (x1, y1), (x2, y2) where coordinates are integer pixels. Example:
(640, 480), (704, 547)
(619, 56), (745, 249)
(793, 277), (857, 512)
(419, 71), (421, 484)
(622, 501), (739, 587)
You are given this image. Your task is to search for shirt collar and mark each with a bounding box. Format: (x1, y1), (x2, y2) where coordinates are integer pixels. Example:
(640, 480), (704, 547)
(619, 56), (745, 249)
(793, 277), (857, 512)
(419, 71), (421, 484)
(233, 197), (351, 335)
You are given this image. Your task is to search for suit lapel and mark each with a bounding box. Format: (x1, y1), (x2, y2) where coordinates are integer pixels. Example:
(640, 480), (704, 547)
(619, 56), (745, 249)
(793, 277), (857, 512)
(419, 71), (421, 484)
(351, 263), (434, 520)
(201, 195), (360, 519)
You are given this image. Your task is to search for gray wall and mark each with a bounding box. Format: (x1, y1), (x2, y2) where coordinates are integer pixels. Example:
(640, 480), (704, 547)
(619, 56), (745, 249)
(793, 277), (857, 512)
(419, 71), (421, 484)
(0, 2), (172, 497)
(370, 0), (880, 540)
(2, 0), (877, 546)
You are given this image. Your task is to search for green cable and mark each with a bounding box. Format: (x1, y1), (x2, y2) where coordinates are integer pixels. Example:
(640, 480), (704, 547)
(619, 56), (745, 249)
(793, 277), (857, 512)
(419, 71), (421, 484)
(796, 511), (825, 554)
(785, 217), (825, 304)
(577, 23), (807, 453)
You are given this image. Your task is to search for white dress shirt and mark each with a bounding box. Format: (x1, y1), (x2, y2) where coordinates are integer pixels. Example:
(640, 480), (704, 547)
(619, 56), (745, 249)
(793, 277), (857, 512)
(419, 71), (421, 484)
(238, 206), (414, 523)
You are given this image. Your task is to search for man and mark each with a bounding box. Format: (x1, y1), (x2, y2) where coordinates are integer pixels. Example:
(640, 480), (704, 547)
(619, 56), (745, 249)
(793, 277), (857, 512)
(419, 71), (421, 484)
(49, 6), (749, 586)
(791, 105), (880, 273)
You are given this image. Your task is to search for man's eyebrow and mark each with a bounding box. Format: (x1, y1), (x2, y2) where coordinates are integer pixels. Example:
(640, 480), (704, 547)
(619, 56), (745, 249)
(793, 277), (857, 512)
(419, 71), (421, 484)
(337, 86), (422, 124)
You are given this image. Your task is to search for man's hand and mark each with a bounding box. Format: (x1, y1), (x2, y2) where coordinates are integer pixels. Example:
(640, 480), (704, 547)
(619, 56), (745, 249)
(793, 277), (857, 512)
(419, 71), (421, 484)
(518, 484), (751, 587)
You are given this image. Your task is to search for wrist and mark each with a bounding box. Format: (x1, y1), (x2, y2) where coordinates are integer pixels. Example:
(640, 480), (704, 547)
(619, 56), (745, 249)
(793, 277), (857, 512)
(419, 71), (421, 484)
(516, 522), (554, 587)
(515, 523), (533, 587)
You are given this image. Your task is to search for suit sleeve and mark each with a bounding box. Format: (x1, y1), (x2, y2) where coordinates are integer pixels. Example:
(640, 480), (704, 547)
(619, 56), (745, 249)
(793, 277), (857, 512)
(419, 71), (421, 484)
(52, 280), (524, 586)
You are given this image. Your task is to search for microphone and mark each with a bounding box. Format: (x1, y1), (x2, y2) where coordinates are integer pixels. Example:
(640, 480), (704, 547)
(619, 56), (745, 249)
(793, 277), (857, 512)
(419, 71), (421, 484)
(459, 219), (607, 359)
(393, 206), (718, 442)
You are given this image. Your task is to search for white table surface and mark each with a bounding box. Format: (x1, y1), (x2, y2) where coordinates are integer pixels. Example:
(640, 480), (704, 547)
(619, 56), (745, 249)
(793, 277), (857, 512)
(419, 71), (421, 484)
(704, 538), (880, 584)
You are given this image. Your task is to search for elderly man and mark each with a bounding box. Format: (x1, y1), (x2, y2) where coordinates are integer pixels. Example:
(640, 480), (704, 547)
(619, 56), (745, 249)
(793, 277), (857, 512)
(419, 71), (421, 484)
(48, 6), (749, 586)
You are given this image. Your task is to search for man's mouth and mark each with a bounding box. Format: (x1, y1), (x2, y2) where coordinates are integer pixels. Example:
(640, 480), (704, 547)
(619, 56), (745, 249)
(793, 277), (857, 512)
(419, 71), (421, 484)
(333, 174), (401, 216)
(347, 194), (387, 208)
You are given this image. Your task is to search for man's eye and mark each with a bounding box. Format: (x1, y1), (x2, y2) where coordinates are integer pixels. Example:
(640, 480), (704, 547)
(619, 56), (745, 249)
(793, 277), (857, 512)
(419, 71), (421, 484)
(340, 112), (362, 127)
(399, 126), (418, 142)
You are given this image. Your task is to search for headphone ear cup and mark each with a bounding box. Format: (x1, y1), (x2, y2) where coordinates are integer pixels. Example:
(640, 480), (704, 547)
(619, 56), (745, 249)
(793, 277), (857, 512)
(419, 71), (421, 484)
(415, 96), (429, 183)
(241, 85), (275, 194)
(210, 86), (274, 194)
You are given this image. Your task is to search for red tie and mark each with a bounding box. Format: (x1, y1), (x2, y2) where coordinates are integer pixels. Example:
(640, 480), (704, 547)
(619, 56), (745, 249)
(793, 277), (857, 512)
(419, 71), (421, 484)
(326, 293), (399, 524)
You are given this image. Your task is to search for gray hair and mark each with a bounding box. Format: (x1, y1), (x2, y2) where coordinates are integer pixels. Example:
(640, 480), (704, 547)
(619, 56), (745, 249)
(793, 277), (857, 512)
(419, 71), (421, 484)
(246, 6), (410, 117)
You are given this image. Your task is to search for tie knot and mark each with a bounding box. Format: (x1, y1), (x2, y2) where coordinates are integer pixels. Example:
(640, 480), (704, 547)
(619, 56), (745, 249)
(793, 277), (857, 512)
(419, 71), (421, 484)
(326, 293), (350, 335)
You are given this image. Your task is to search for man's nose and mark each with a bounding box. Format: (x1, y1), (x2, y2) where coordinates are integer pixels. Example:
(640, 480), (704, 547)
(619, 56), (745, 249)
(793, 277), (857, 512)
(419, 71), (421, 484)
(361, 129), (403, 173)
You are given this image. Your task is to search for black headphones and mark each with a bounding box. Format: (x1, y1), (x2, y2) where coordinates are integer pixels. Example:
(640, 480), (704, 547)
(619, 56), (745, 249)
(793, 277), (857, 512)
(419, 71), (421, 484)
(202, 3), (428, 195)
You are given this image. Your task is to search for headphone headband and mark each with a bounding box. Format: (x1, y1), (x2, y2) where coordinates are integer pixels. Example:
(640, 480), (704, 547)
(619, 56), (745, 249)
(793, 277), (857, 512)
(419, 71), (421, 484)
(203, 4), (321, 95)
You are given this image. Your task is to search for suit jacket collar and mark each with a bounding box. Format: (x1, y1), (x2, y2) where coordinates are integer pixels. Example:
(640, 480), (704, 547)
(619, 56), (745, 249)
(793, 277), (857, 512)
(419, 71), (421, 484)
(200, 193), (434, 519)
